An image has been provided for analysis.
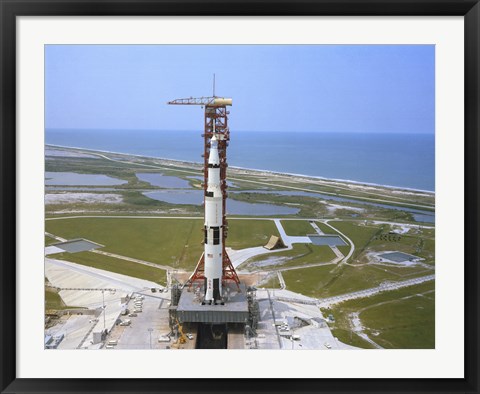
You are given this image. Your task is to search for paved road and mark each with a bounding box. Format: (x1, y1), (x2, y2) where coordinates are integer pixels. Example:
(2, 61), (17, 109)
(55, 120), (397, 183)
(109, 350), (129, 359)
(274, 260), (339, 273)
(324, 220), (355, 265)
(317, 274), (435, 307)
(271, 275), (435, 309)
(371, 220), (435, 229)
(277, 271), (286, 290)
(309, 221), (324, 235)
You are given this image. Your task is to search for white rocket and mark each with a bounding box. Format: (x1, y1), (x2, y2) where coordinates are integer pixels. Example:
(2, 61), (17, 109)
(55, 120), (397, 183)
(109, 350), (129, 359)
(203, 132), (223, 304)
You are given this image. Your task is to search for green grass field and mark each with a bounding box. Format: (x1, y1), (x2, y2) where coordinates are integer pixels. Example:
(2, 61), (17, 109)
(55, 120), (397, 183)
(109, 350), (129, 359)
(361, 231), (435, 265)
(282, 259), (429, 298)
(322, 281), (435, 349)
(280, 220), (316, 236)
(315, 222), (339, 234)
(367, 263), (433, 279)
(327, 221), (383, 263)
(45, 289), (65, 309)
(51, 251), (167, 285)
(46, 217), (204, 270)
(227, 219), (279, 249)
(45, 217), (279, 271)
(281, 265), (337, 296)
(360, 291), (435, 348)
(45, 235), (58, 246)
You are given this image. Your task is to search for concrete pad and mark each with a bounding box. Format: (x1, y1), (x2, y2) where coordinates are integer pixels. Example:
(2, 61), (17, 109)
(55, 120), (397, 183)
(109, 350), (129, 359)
(228, 246), (273, 268)
(254, 289), (360, 350)
(45, 246), (64, 256)
(273, 219), (312, 247)
(45, 258), (162, 305)
(52, 239), (103, 253)
(111, 293), (172, 350)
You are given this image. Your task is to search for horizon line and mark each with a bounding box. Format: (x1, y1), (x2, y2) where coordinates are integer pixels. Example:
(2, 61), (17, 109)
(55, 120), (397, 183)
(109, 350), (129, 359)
(45, 128), (435, 135)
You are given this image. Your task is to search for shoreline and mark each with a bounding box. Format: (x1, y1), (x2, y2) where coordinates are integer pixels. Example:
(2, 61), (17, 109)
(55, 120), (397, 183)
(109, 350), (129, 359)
(45, 144), (435, 195)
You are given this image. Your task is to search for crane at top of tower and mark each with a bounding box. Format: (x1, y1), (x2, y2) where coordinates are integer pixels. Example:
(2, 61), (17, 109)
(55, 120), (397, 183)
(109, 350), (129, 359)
(167, 96), (232, 107)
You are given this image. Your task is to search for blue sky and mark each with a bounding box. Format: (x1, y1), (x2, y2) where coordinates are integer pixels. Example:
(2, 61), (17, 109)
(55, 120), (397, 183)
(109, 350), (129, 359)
(45, 45), (434, 134)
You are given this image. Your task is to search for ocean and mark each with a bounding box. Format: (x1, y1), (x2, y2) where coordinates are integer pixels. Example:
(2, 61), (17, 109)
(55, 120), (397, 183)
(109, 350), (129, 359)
(45, 129), (435, 192)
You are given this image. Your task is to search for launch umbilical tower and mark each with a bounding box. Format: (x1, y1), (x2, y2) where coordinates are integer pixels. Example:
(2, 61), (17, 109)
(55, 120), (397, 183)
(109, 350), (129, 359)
(168, 96), (240, 304)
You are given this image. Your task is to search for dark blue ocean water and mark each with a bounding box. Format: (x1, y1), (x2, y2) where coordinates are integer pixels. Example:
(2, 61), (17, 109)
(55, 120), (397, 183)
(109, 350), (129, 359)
(45, 129), (435, 191)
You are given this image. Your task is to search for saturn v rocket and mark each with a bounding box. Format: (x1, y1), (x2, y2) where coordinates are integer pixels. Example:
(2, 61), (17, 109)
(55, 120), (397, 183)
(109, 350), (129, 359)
(167, 95), (240, 305)
(203, 132), (223, 304)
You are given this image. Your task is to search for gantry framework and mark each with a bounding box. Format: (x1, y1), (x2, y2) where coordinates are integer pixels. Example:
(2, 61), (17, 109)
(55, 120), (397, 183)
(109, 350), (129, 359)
(168, 96), (240, 288)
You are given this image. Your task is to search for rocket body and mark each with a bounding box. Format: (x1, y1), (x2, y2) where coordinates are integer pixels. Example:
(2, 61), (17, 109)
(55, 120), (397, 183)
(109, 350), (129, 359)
(203, 134), (223, 303)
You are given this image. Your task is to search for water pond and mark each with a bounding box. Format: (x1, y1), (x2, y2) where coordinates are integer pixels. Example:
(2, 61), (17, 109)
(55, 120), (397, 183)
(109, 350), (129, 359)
(45, 172), (127, 186)
(136, 173), (191, 188)
(142, 190), (299, 216)
(186, 175), (237, 188)
(233, 190), (434, 223)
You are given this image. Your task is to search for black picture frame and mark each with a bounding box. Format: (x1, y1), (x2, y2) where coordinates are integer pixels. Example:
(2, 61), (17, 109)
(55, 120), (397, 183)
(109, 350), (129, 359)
(1, 1), (478, 393)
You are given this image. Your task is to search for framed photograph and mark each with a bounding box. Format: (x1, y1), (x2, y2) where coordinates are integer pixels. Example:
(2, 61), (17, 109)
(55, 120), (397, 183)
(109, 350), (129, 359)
(1, 1), (478, 393)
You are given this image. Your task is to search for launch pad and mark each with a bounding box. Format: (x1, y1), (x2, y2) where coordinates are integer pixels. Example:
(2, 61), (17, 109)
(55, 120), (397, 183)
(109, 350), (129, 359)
(167, 92), (259, 348)
(175, 283), (249, 324)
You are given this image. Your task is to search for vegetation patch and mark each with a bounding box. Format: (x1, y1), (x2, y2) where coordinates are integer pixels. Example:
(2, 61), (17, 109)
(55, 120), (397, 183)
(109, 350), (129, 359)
(46, 217), (280, 271)
(280, 220), (316, 236)
(327, 221), (383, 263)
(227, 219), (280, 249)
(46, 217), (204, 270)
(282, 260), (429, 298)
(45, 235), (58, 246)
(360, 292), (435, 348)
(322, 281), (435, 349)
(45, 288), (79, 310)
